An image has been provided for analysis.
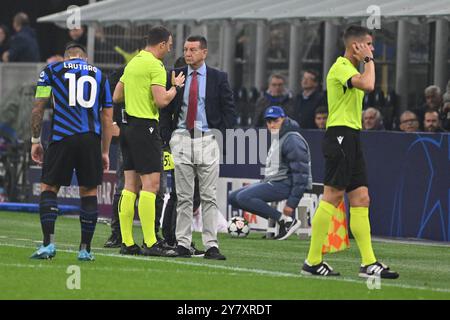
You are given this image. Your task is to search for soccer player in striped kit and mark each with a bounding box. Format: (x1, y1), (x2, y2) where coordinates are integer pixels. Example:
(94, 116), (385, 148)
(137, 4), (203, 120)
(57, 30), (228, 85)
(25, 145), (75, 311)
(30, 42), (113, 261)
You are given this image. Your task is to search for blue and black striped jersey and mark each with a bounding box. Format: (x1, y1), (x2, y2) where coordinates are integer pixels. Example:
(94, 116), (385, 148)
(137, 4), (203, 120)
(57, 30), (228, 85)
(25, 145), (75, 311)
(36, 58), (112, 142)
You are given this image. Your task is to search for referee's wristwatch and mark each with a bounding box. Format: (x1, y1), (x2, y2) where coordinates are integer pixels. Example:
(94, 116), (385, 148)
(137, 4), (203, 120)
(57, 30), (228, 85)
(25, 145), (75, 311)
(363, 56), (374, 64)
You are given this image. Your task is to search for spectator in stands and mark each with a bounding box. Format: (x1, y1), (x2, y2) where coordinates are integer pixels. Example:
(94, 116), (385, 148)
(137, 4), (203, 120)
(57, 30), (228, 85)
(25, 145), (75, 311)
(423, 85), (443, 110)
(252, 74), (293, 127)
(362, 107), (384, 130)
(2, 12), (40, 62)
(411, 85), (443, 126)
(423, 110), (446, 132)
(68, 26), (87, 46)
(291, 70), (325, 129)
(399, 110), (419, 133)
(314, 106), (328, 129)
(0, 25), (10, 60)
(229, 106), (311, 240)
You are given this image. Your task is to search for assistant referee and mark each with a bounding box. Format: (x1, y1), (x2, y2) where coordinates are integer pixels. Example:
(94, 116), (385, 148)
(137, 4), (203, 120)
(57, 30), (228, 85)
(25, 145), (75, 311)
(112, 26), (185, 257)
(301, 26), (399, 279)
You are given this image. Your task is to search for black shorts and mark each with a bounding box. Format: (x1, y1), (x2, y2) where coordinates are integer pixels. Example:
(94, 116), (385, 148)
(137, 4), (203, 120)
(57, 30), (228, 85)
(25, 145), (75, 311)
(322, 126), (368, 192)
(41, 133), (102, 187)
(120, 117), (162, 175)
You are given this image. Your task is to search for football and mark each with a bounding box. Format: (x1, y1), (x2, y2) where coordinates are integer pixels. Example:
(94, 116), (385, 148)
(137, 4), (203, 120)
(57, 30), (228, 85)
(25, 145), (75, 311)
(227, 216), (250, 238)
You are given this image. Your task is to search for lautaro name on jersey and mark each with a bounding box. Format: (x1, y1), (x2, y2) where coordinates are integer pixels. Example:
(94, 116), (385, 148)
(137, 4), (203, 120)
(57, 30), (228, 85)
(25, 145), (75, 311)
(35, 46), (112, 143)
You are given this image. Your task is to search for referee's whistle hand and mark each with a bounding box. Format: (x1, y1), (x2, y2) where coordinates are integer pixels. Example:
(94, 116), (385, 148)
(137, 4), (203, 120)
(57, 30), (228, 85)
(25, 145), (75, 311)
(31, 143), (44, 166)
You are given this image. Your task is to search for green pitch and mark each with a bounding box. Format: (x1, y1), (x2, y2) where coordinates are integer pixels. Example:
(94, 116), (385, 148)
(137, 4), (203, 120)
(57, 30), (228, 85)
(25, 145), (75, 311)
(0, 211), (449, 300)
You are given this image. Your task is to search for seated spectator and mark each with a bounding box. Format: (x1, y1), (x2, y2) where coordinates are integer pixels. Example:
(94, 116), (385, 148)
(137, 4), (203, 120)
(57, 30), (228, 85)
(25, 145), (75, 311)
(229, 106), (312, 240)
(291, 70), (325, 129)
(362, 107), (385, 130)
(252, 74), (293, 127)
(314, 106), (328, 129)
(2, 12), (40, 62)
(0, 25), (10, 60)
(423, 110), (446, 132)
(411, 85), (443, 125)
(399, 111), (419, 133)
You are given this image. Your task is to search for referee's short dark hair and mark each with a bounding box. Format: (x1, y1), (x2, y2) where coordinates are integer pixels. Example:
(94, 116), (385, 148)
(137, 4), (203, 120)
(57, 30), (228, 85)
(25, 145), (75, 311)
(146, 25), (172, 46)
(186, 35), (207, 49)
(343, 25), (372, 44)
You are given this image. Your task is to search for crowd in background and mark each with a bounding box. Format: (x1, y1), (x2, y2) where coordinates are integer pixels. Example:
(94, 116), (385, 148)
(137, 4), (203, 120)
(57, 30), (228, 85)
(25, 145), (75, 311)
(233, 70), (450, 133)
(0, 12), (449, 134)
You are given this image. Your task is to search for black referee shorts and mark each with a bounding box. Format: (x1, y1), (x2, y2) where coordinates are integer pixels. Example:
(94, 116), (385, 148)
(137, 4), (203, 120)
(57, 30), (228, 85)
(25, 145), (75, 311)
(41, 133), (103, 187)
(322, 126), (368, 192)
(120, 117), (162, 175)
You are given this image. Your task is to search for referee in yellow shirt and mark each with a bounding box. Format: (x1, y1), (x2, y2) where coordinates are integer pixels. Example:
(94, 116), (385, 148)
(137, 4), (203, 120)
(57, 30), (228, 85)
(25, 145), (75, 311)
(302, 26), (399, 279)
(112, 26), (185, 256)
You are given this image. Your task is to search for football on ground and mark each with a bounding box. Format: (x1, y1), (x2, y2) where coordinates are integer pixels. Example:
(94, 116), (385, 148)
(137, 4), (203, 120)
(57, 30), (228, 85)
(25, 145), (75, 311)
(227, 216), (250, 238)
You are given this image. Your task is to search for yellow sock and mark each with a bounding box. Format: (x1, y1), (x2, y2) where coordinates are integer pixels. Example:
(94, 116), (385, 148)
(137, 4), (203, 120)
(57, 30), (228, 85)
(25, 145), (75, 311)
(306, 201), (336, 266)
(138, 191), (157, 247)
(350, 207), (377, 266)
(119, 189), (136, 247)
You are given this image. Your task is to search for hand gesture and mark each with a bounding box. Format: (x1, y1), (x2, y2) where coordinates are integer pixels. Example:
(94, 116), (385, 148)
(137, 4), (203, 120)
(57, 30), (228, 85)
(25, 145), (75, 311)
(31, 143), (44, 165)
(172, 71), (185, 87)
(352, 42), (373, 62)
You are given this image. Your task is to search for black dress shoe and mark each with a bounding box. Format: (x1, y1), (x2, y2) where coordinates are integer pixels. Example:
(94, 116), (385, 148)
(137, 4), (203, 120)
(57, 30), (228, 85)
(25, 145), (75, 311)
(204, 247), (226, 260)
(104, 234), (122, 248)
(141, 241), (177, 257)
(175, 245), (192, 258)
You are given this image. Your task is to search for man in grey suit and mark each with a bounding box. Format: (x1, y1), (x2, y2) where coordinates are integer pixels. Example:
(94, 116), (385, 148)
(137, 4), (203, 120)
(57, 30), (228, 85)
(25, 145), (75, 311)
(160, 35), (236, 260)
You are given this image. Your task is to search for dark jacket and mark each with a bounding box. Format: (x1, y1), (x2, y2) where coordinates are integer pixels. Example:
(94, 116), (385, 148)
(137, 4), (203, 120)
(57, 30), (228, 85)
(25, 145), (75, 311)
(264, 117), (312, 208)
(291, 90), (325, 129)
(109, 66), (125, 125)
(160, 65), (237, 145)
(252, 92), (294, 128)
(8, 26), (40, 62)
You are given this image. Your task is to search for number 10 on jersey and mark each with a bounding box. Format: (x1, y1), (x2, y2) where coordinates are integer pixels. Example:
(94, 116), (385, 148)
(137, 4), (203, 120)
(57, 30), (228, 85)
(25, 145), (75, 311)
(65, 73), (98, 109)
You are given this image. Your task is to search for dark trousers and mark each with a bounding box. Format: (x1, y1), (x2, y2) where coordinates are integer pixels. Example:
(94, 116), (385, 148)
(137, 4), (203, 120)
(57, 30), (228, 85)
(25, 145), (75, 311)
(228, 181), (291, 221)
(110, 144), (124, 237)
(161, 172), (200, 246)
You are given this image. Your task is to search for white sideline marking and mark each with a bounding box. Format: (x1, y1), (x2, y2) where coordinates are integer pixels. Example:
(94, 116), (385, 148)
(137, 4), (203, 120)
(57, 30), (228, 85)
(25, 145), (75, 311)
(1, 242), (450, 294)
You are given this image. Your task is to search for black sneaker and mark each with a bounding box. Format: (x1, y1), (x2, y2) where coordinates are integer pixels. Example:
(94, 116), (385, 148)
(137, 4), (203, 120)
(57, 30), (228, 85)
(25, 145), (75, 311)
(359, 261), (399, 279)
(190, 241), (205, 257)
(159, 239), (177, 250)
(204, 247), (226, 260)
(275, 219), (302, 240)
(104, 234), (122, 248)
(175, 245), (192, 258)
(301, 261), (340, 276)
(142, 241), (178, 257)
(119, 243), (142, 255)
